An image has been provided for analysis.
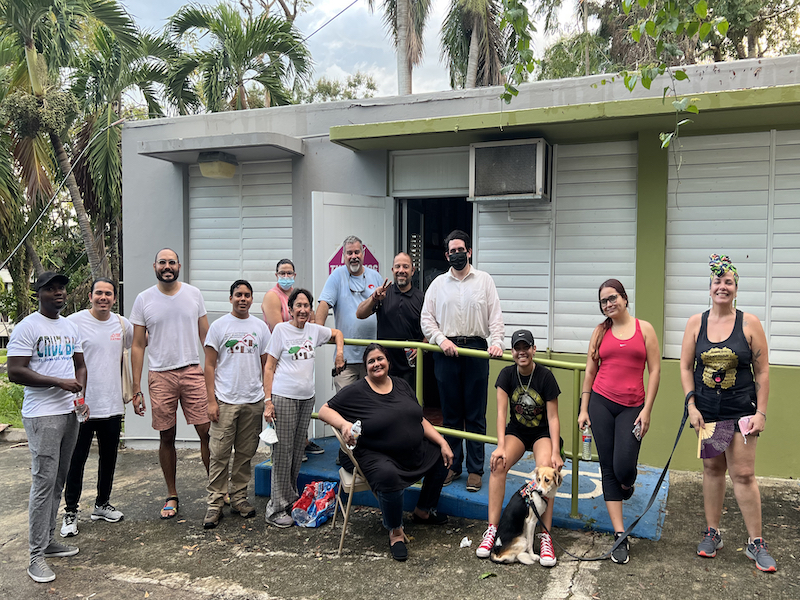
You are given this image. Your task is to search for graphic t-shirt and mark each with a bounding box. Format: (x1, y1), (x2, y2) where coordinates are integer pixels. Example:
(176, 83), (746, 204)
(267, 322), (332, 399)
(67, 310), (133, 418)
(205, 314), (271, 404)
(129, 283), (207, 371)
(7, 312), (83, 418)
(318, 266), (383, 364)
(495, 364), (560, 430)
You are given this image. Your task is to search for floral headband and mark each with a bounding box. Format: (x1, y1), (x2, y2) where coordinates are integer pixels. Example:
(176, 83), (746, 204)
(709, 254), (738, 284)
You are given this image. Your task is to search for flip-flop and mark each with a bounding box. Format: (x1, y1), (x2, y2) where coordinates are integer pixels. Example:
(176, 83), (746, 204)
(160, 496), (179, 520)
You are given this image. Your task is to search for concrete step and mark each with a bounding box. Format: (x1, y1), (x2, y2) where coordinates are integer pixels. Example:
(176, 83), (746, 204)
(254, 436), (669, 540)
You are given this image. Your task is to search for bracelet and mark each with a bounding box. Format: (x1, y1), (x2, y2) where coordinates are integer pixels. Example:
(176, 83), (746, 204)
(687, 401), (695, 408)
(133, 391), (144, 400)
(757, 410), (767, 420)
(685, 391), (696, 405)
(581, 391), (591, 396)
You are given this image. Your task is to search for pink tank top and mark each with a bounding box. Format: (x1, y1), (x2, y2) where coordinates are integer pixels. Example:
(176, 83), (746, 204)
(268, 284), (291, 325)
(592, 319), (647, 407)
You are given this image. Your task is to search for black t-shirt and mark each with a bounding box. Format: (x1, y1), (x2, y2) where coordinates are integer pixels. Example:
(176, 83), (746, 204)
(495, 364), (561, 430)
(375, 284), (424, 376)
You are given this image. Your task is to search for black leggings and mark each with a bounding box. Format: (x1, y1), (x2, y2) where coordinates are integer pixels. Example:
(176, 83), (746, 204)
(64, 416), (122, 512)
(588, 391), (642, 502)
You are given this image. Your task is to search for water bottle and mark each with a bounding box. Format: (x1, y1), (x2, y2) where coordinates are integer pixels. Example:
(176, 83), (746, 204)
(346, 420), (362, 450)
(581, 426), (592, 461)
(74, 396), (89, 423)
(405, 348), (416, 368)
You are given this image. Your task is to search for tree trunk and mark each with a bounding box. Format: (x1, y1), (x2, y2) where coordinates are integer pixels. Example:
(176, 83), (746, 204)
(396, 0), (412, 95)
(583, 0), (590, 76)
(24, 239), (45, 276)
(49, 131), (111, 279)
(466, 23), (480, 88)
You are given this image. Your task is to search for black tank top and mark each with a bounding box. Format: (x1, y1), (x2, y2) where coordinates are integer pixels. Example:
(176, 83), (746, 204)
(693, 310), (756, 421)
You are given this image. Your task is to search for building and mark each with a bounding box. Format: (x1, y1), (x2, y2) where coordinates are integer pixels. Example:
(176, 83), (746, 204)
(122, 56), (800, 476)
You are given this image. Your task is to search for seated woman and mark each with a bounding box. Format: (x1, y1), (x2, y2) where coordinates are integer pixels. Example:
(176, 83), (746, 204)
(476, 329), (562, 566)
(319, 343), (453, 561)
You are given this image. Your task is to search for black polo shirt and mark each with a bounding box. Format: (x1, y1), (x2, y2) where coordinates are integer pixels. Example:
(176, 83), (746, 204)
(375, 284), (425, 376)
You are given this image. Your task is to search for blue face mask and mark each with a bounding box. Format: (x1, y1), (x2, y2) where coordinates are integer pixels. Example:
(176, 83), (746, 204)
(278, 277), (294, 290)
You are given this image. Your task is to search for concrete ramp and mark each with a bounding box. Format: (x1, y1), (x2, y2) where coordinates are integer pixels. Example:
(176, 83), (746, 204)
(255, 437), (669, 540)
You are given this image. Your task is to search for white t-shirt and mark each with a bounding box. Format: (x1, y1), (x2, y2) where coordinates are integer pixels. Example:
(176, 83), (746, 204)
(67, 310), (133, 419)
(205, 313), (271, 404)
(7, 312), (83, 418)
(267, 322), (332, 400)
(129, 283), (207, 371)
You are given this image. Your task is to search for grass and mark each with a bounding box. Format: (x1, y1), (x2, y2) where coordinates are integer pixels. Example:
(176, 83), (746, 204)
(0, 349), (6, 364)
(0, 373), (24, 428)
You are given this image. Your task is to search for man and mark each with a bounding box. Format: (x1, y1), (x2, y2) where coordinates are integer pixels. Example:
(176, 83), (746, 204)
(316, 235), (383, 391)
(8, 272), (87, 583)
(203, 280), (271, 529)
(130, 248), (210, 519)
(61, 278), (132, 538)
(420, 230), (504, 493)
(356, 252), (425, 390)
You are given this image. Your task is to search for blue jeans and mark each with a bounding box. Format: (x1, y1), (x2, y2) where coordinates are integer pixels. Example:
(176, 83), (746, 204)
(432, 338), (489, 476)
(375, 459), (448, 530)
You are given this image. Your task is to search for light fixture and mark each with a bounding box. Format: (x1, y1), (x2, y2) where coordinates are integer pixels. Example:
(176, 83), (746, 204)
(198, 151), (238, 179)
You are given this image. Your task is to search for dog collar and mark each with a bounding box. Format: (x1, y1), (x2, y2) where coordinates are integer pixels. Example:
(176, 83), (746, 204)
(520, 480), (548, 507)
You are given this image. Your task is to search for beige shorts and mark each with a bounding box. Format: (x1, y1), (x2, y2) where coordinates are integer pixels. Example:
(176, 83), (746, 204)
(148, 365), (209, 431)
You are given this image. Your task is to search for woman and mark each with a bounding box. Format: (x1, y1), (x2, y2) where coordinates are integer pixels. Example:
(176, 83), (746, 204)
(319, 343), (454, 561)
(680, 255), (776, 572)
(263, 289), (344, 528)
(476, 329), (562, 566)
(578, 279), (661, 564)
(261, 258), (322, 458)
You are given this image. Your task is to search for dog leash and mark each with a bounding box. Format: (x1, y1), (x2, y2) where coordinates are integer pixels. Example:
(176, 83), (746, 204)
(530, 405), (690, 561)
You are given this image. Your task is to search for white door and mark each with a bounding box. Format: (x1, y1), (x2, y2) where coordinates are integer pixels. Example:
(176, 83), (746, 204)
(310, 192), (394, 436)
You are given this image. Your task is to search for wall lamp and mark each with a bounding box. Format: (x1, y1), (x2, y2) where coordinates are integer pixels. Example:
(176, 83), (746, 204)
(198, 151), (238, 179)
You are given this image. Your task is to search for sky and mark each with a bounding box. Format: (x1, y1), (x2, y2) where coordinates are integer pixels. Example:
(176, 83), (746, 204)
(125, 0), (578, 98)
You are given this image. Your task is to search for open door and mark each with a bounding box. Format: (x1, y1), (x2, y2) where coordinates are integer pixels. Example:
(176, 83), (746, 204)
(310, 192), (394, 436)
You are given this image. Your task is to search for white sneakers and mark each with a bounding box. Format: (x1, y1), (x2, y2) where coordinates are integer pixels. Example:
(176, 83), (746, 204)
(91, 503), (124, 522)
(60, 512), (78, 537)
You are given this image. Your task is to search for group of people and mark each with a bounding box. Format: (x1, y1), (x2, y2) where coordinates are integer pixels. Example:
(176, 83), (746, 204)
(7, 235), (776, 579)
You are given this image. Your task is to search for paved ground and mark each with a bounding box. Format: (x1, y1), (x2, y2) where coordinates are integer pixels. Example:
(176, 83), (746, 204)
(1, 442), (798, 600)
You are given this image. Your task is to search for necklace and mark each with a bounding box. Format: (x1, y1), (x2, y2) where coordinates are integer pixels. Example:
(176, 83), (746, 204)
(516, 367), (534, 394)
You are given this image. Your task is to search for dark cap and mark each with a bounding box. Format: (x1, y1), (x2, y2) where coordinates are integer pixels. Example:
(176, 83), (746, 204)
(34, 271), (69, 292)
(511, 329), (535, 348)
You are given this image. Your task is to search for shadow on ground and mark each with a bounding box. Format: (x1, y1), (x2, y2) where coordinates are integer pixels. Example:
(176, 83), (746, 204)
(0, 444), (798, 600)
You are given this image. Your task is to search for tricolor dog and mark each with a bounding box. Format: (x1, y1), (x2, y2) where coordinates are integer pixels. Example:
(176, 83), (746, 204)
(490, 466), (562, 565)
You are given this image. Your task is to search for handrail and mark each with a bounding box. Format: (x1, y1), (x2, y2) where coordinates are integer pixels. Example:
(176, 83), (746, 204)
(319, 338), (587, 517)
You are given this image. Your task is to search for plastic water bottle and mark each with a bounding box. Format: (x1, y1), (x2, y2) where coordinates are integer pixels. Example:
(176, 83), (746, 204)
(346, 420), (362, 450)
(74, 397), (89, 423)
(581, 426), (592, 461)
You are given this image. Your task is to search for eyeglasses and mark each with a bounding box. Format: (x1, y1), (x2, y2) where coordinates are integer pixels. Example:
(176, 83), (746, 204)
(349, 275), (367, 294)
(157, 260), (177, 266)
(277, 271), (295, 277)
(600, 294), (619, 306)
(447, 248), (467, 255)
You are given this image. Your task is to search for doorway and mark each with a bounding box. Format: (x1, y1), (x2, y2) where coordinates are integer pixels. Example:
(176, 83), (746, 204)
(399, 197), (473, 292)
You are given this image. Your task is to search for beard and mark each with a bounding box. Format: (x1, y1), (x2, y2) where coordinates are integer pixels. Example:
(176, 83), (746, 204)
(347, 260), (361, 274)
(156, 268), (179, 282)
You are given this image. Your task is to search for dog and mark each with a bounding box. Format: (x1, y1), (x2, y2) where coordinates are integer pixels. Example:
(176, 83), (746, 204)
(490, 466), (563, 565)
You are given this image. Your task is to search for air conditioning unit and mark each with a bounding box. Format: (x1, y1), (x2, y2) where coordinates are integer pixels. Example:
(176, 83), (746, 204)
(469, 138), (552, 202)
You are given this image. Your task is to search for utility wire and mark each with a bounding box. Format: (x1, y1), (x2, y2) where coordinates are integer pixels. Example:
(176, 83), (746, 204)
(302, 0), (360, 43)
(0, 117), (126, 273)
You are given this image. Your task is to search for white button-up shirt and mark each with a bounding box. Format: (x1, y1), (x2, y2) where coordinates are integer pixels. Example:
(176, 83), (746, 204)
(421, 266), (505, 350)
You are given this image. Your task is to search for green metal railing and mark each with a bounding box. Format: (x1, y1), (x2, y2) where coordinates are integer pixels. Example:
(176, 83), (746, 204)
(317, 338), (587, 518)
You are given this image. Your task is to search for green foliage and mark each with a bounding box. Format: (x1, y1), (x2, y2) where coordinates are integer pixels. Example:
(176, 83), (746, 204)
(0, 286), (30, 321)
(1, 88), (77, 137)
(297, 72), (378, 103)
(537, 32), (622, 81)
(0, 373), (24, 428)
(500, 0), (535, 102)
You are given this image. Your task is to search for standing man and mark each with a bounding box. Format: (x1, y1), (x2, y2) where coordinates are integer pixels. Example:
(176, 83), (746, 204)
(356, 252), (425, 390)
(421, 230), (504, 493)
(203, 280), (271, 529)
(316, 235), (383, 391)
(7, 272), (86, 583)
(130, 248), (210, 519)
(61, 278), (132, 538)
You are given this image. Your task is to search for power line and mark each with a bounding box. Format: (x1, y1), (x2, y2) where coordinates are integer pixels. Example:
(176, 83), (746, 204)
(302, 0), (360, 43)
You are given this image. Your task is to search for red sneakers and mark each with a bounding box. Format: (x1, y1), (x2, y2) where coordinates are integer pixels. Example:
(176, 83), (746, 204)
(539, 532), (557, 567)
(476, 524), (497, 558)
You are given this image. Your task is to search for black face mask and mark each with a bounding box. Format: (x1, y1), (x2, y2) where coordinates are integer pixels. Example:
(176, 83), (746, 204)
(448, 252), (469, 271)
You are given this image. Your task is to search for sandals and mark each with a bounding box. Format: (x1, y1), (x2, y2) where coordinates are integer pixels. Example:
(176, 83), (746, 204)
(160, 496), (179, 520)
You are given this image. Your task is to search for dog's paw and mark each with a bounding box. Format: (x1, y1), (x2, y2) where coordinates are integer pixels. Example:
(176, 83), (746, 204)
(518, 552), (538, 565)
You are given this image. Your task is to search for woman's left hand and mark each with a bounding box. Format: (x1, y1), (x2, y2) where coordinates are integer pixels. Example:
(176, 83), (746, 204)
(635, 408), (651, 438)
(749, 411), (766, 435)
(551, 452), (564, 472)
(334, 352), (346, 374)
(440, 443), (454, 469)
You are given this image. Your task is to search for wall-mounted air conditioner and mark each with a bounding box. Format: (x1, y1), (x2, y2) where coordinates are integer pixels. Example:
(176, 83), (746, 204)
(469, 138), (552, 202)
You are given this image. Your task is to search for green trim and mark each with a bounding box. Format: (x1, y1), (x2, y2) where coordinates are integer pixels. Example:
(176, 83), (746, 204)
(330, 85), (800, 151)
(635, 130), (668, 346)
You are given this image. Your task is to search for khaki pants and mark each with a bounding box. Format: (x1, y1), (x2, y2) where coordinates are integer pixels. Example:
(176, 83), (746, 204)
(333, 363), (367, 393)
(206, 400), (264, 508)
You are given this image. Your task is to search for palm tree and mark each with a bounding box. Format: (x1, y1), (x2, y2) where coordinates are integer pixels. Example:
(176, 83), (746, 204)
(170, 3), (311, 111)
(0, 0), (138, 279)
(441, 0), (507, 89)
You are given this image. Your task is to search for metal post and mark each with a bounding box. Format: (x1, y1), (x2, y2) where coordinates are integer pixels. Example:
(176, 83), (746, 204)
(571, 367), (581, 518)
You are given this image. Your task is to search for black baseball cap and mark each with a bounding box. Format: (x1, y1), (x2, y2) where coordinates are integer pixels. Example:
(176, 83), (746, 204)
(34, 271), (69, 292)
(511, 329), (535, 348)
